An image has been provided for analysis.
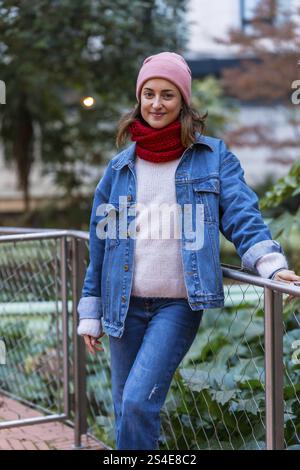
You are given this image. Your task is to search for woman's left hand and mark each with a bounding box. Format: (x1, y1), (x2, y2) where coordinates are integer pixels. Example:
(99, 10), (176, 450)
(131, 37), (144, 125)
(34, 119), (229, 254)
(273, 269), (300, 303)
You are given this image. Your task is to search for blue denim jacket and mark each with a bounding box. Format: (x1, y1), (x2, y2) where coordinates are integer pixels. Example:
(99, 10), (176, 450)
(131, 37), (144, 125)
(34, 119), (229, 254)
(77, 133), (286, 338)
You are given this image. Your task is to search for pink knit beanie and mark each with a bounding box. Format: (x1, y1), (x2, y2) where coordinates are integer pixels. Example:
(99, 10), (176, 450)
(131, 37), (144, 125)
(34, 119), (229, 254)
(136, 51), (192, 105)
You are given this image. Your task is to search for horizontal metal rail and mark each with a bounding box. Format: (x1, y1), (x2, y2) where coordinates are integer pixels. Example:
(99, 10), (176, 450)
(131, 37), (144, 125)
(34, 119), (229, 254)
(0, 414), (67, 429)
(1, 228), (299, 296)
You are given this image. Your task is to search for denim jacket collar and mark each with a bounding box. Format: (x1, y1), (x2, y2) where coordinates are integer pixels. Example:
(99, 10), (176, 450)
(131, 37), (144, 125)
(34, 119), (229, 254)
(112, 131), (213, 171)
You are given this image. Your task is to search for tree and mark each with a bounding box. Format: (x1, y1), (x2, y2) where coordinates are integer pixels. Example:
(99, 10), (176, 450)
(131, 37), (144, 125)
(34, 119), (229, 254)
(0, 0), (188, 211)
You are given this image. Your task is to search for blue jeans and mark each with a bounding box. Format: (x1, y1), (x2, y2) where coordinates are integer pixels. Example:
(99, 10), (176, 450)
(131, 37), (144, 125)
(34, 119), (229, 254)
(108, 295), (204, 450)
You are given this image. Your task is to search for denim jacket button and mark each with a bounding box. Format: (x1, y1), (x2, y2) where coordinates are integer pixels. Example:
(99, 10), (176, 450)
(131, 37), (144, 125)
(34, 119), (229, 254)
(127, 195), (132, 202)
(124, 264), (129, 271)
(121, 295), (126, 303)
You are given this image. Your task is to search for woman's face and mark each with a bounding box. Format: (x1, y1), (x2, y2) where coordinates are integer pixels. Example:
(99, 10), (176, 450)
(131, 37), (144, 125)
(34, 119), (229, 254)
(140, 78), (182, 129)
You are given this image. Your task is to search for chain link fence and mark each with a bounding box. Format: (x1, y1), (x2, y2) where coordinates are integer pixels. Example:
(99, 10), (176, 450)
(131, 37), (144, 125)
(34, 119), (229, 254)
(0, 228), (300, 450)
(0, 237), (64, 408)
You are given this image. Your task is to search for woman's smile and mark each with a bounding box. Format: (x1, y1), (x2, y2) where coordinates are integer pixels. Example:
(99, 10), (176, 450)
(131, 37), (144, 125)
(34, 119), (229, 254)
(150, 112), (166, 119)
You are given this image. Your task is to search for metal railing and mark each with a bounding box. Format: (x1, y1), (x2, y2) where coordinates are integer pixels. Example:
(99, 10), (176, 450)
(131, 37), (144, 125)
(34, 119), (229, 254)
(0, 228), (91, 449)
(0, 226), (300, 450)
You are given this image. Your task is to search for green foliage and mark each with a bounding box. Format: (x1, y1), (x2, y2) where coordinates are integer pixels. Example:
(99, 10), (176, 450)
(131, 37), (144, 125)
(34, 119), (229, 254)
(260, 159), (300, 211)
(0, 316), (62, 405)
(192, 76), (238, 137)
(259, 158), (300, 271)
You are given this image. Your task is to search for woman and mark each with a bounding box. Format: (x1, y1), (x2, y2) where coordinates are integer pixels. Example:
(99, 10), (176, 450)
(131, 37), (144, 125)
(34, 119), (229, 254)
(77, 52), (300, 450)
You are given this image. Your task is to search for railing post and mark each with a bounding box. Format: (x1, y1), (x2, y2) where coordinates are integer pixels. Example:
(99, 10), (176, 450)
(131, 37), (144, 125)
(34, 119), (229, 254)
(71, 237), (88, 449)
(60, 236), (70, 418)
(264, 287), (284, 450)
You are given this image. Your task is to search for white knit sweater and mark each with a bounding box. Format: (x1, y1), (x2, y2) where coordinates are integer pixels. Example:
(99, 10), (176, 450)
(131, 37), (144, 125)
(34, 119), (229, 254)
(77, 155), (288, 337)
(131, 156), (187, 298)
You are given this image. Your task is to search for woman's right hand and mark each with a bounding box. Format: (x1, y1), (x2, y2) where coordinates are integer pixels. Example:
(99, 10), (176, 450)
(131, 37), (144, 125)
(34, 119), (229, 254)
(77, 319), (105, 354)
(83, 332), (105, 355)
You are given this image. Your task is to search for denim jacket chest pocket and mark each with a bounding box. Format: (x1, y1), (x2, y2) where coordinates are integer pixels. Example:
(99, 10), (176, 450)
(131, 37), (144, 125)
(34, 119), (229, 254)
(192, 177), (220, 223)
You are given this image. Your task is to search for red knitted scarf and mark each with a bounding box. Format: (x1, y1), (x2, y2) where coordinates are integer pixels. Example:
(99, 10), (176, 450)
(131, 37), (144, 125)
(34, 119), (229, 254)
(128, 118), (186, 163)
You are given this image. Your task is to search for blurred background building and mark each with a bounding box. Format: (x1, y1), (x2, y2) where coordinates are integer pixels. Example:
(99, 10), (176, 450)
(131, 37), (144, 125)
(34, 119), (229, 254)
(0, 0), (299, 215)
(185, 0), (300, 186)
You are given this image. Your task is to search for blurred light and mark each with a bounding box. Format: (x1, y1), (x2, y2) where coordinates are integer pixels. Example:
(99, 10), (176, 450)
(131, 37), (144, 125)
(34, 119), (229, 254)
(82, 96), (95, 108)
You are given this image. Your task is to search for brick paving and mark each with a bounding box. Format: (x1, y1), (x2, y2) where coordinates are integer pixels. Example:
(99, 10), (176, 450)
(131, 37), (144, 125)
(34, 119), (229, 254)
(0, 395), (108, 450)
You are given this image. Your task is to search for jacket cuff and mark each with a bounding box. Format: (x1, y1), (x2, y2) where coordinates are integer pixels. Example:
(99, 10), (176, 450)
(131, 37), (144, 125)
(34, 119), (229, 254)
(77, 319), (103, 337)
(270, 267), (288, 280)
(241, 240), (286, 273)
(77, 296), (102, 320)
(255, 252), (288, 279)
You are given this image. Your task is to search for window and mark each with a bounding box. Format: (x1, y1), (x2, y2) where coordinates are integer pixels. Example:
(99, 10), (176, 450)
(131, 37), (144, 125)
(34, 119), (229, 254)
(240, 0), (293, 33)
(240, 0), (275, 33)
